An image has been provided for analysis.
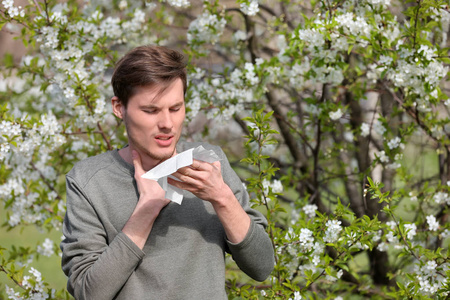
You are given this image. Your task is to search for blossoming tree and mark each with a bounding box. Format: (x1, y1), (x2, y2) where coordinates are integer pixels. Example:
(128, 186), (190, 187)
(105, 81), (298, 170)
(1, 0), (450, 299)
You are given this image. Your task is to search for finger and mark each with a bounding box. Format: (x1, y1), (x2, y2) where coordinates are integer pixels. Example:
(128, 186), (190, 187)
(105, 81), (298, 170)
(168, 177), (195, 191)
(170, 171), (197, 184)
(131, 150), (144, 177)
(212, 160), (221, 171)
(191, 159), (203, 170)
(176, 165), (200, 177)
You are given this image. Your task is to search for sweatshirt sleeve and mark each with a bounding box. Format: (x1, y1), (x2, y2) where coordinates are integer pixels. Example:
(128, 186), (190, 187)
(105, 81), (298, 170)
(60, 175), (145, 300)
(216, 146), (275, 282)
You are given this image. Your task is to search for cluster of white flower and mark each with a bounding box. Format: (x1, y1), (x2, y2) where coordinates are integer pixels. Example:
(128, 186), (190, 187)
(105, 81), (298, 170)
(6, 267), (49, 299)
(187, 11), (226, 46)
(122, 9), (146, 33)
(386, 153), (402, 170)
(433, 191), (450, 205)
(386, 49), (448, 110)
(233, 30), (247, 42)
(287, 60), (310, 87)
(373, 120), (386, 136)
(330, 33), (349, 52)
(288, 291), (302, 300)
(378, 224), (402, 252)
(244, 62), (259, 86)
(312, 65), (344, 86)
(325, 269), (343, 282)
(414, 260), (449, 295)
(323, 220), (342, 243)
(262, 179), (284, 195)
(8, 192), (47, 227)
(381, 21), (400, 42)
(426, 215), (439, 231)
(2, 0), (25, 18)
(404, 223), (417, 240)
(302, 204), (318, 218)
(186, 64), (261, 122)
(329, 109), (343, 121)
(298, 228), (315, 252)
(335, 13), (371, 41)
(37, 238), (55, 257)
(366, 0), (390, 7)
(360, 122), (370, 137)
(377, 150), (389, 163)
(430, 6), (450, 47)
(0, 112), (68, 228)
(346, 231), (369, 250)
(166, 0), (190, 8)
(240, 0), (259, 16)
(297, 28), (325, 50)
(387, 136), (403, 150)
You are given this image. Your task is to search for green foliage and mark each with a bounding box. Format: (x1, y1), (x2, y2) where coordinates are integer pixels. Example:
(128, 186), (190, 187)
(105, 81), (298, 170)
(1, 0), (450, 299)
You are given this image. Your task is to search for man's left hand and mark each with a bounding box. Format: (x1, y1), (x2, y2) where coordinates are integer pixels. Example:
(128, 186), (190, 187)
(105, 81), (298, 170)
(167, 159), (231, 204)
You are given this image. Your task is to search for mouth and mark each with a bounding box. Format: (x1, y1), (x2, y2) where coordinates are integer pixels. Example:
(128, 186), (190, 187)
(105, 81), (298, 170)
(155, 134), (174, 146)
(155, 135), (173, 140)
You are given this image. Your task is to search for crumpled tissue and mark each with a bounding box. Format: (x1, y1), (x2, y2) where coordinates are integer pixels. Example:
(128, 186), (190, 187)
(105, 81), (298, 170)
(141, 145), (220, 205)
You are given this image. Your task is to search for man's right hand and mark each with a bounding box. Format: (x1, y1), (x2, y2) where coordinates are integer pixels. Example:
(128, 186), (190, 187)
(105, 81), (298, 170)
(122, 150), (170, 249)
(132, 150), (169, 211)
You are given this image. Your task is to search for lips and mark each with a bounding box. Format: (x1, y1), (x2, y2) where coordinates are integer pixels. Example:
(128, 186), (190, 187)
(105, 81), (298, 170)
(155, 134), (174, 146)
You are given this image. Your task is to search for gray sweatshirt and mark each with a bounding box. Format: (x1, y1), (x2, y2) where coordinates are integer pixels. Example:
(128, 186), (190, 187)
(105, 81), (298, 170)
(60, 142), (274, 300)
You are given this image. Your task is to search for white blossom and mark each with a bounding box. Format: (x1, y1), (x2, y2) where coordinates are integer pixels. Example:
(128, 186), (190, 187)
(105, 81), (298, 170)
(324, 220), (342, 243)
(244, 62), (259, 85)
(297, 28), (325, 49)
(303, 204), (318, 218)
(118, 0), (127, 10)
(360, 123), (370, 137)
(233, 30), (247, 42)
(167, 0), (190, 8)
(426, 215), (439, 231)
(188, 12), (226, 46)
(37, 238), (55, 257)
(373, 120), (386, 136)
(298, 228), (315, 252)
(329, 109), (343, 121)
(240, 0), (259, 16)
(2, 0), (25, 18)
(433, 191), (450, 205)
(262, 179), (283, 195)
(292, 291), (302, 300)
(387, 137), (401, 149)
(404, 223), (417, 240)
(335, 12), (371, 37)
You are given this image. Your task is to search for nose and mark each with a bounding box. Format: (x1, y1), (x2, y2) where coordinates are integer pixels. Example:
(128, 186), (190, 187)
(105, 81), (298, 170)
(157, 110), (173, 130)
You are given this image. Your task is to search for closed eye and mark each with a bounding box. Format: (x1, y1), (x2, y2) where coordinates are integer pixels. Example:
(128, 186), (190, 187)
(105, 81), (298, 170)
(170, 105), (184, 112)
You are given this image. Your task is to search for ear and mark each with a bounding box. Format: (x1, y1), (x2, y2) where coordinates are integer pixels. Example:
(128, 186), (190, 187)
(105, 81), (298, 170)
(111, 96), (124, 119)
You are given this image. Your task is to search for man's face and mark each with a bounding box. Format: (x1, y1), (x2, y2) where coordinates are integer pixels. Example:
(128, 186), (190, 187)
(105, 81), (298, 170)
(113, 78), (186, 165)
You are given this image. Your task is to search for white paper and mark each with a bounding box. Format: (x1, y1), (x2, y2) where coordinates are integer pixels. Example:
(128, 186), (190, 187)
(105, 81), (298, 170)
(141, 146), (220, 204)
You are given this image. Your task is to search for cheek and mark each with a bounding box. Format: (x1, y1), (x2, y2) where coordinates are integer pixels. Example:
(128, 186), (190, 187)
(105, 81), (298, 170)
(125, 115), (150, 133)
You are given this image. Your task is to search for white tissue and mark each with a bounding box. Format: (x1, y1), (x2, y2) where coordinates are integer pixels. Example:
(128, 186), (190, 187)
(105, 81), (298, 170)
(141, 145), (220, 204)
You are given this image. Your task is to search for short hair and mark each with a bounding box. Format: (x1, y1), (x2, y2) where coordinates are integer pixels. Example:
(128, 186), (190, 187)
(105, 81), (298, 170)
(111, 45), (187, 107)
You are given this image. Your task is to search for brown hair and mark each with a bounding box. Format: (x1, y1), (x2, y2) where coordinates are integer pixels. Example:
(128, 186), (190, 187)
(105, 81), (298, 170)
(111, 45), (187, 107)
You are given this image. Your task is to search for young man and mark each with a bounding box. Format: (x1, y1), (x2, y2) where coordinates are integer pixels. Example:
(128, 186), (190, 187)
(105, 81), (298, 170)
(60, 45), (274, 300)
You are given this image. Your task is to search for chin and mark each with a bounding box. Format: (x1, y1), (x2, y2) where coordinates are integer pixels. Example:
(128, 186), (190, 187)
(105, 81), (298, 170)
(150, 149), (176, 161)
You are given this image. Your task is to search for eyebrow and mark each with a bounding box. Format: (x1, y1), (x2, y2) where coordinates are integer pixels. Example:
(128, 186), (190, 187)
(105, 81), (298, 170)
(139, 101), (184, 109)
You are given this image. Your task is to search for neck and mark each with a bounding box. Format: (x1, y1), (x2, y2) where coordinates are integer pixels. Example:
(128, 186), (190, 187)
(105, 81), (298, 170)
(119, 146), (161, 171)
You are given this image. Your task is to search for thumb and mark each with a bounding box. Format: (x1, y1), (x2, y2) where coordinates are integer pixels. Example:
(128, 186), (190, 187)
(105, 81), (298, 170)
(132, 150), (144, 176)
(212, 160), (221, 171)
